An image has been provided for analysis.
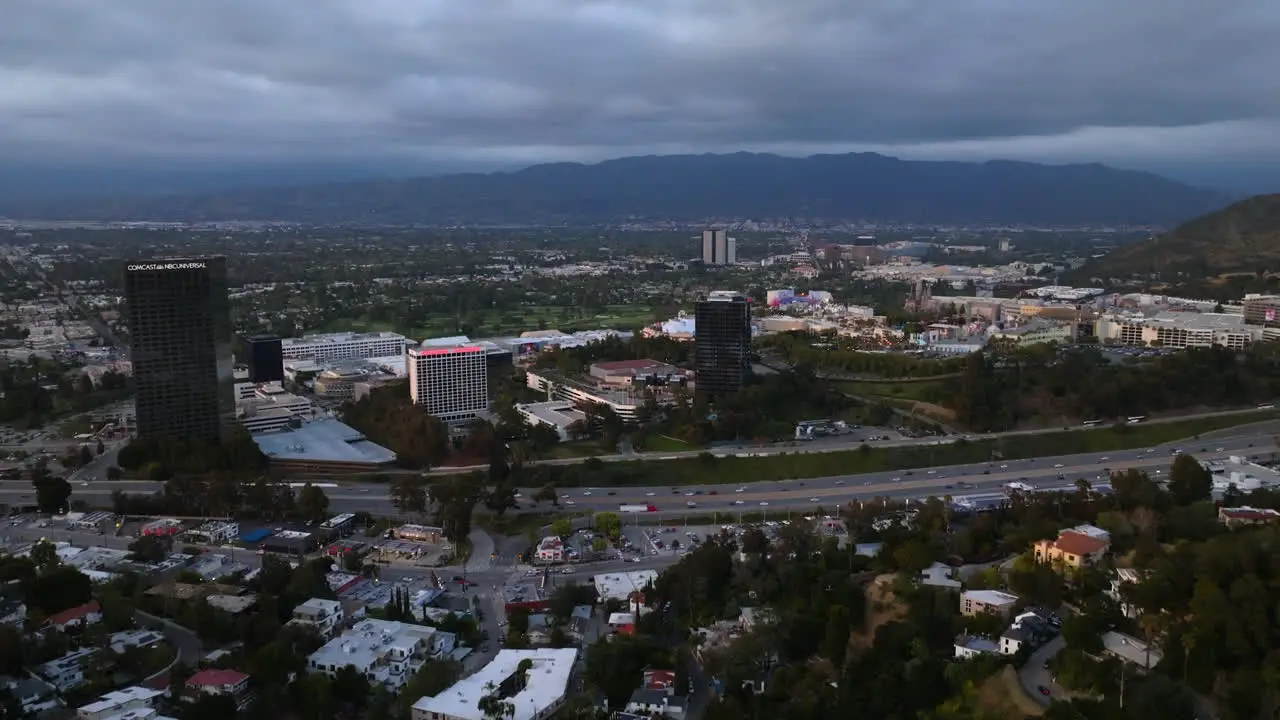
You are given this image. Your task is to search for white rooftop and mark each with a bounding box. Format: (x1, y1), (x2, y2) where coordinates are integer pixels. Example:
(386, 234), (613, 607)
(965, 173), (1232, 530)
(252, 418), (397, 465)
(309, 619), (435, 672)
(593, 570), (657, 601)
(79, 686), (163, 714)
(411, 648), (578, 720)
(517, 401), (587, 428)
(962, 590), (1019, 606)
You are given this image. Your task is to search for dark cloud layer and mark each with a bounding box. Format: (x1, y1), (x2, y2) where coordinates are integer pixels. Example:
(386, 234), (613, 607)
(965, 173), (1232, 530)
(2, 0), (1278, 175)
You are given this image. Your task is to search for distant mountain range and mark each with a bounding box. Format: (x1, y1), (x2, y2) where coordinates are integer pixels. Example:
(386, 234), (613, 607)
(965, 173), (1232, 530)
(1087, 193), (1280, 277)
(0, 152), (1235, 226)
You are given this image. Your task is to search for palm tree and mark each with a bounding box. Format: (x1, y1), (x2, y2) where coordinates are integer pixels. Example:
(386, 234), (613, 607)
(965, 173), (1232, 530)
(1075, 478), (1092, 498)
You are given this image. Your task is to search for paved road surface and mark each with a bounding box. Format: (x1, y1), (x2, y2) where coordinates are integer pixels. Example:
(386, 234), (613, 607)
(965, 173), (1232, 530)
(1020, 635), (1067, 706)
(4, 428), (1267, 518)
(412, 406), (1279, 473)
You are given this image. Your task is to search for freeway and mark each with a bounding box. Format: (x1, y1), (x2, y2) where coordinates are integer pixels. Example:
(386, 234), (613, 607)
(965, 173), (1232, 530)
(2, 428), (1271, 518)
(420, 405), (1279, 473)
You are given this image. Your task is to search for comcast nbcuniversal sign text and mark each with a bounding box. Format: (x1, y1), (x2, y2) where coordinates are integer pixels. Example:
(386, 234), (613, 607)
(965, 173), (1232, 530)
(128, 262), (207, 271)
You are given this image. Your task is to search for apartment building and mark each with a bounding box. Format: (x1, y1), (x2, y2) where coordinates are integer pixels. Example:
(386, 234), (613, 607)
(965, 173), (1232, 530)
(308, 619), (439, 692)
(407, 341), (489, 426)
(281, 331), (409, 362)
(411, 648), (577, 720)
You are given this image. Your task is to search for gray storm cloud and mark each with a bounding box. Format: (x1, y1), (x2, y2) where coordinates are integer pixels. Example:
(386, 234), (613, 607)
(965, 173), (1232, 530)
(1, 0), (1278, 166)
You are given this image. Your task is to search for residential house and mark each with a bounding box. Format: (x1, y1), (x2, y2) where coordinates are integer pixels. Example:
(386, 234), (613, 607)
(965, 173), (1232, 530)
(920, 562), (961, 589)
(1, 676), (59, 716)
(954, 636), (1000, 659)
(290, 597), (345, 638)
(998, 611), (1054, 655)
(48, 600), (103, 631)
(960, 590), (1019, 617)
(78, 686), (164, 720)
(568, 605), (593, 639)
(1218, 506), (1280, 528)
(625, 688), (687, 718)
(1033, 530), (1110, 570)
(1108, 568), (1145, 619)
(608, 612), (637, 635)
(108, 629), (164, 654)
(185, 668), (252, 708)
(1100, 631), (1162, 671)
(38, 648), (100, 691)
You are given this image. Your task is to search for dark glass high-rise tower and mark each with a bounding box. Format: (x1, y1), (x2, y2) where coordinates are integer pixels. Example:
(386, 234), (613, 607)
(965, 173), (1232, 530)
(124, 257), (235, 443)
(246, 335), (284, 383)
(694, 291), (752, 397)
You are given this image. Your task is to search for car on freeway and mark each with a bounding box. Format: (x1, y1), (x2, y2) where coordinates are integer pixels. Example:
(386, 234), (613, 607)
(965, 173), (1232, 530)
(1053, 463), (1063, 468)
(734, 500), (744, 505)
(808, 497), (820, 502)
(759, 501), (769, 506)
(1038, 686), (1050, 696)
(646, 492), (655, 496)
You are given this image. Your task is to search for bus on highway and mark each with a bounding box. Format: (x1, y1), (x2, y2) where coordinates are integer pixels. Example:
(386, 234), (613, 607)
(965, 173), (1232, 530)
(1259, 403), (1275, 410)
(1003, 481), (1034, 495)
(1126, 416), (1146, 424)
(1080, 420), (1103, 427)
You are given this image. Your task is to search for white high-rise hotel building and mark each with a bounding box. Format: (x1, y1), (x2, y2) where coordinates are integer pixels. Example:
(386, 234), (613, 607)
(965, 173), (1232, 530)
(407, 342), (488, 425)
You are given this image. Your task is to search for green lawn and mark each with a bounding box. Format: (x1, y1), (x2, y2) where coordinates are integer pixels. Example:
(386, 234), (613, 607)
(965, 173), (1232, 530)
(317, 304), (660, 341)
(836, 379), (954, 403)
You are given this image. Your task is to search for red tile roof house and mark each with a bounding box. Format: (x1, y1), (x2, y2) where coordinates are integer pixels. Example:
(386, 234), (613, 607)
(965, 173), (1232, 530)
(47, 601), (102, 631)
(184, 669), (251, 708)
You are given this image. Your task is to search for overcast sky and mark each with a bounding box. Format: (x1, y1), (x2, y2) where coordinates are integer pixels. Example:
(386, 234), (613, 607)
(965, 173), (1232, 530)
(3, 0), (1279, 190)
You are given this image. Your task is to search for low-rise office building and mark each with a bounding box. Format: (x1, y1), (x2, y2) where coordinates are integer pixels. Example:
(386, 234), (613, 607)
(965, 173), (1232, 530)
(281, 332), (409, 363)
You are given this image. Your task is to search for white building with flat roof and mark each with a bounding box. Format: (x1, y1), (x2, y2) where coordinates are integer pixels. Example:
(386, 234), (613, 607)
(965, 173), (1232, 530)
(78, 686), (165, 720)
(307, 619), (438, 692)
(411, 648), (578, 720)
(290, 597), (345, 638)
(281, 332), (409, 362)
(408, 342), (489, 425)
(1096, 311), (1259, 349)
(515, 401), (588, 441)
(593, 570), (658, 603)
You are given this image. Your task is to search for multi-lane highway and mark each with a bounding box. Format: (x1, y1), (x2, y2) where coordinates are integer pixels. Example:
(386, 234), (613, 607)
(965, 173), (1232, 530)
(1, 427), (1271, 518)
(417, 405), (1279, 474)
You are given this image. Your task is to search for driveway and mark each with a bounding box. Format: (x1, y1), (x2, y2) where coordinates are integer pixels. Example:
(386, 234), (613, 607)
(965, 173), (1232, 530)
(1019, 635), (1066, 706)
(135, 609), (202, 680)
